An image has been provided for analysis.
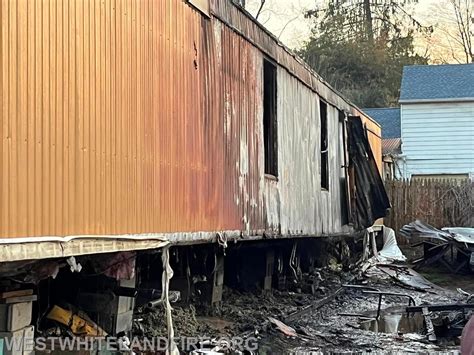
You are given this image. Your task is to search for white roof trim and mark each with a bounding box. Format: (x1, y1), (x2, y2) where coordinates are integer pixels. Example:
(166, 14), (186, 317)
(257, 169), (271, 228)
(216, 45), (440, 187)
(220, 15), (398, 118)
(399, 97), (474, 104)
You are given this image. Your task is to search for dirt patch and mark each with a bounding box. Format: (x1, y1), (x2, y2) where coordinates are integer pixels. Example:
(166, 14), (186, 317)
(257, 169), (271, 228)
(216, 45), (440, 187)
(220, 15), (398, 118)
(135, 304), (212, 338)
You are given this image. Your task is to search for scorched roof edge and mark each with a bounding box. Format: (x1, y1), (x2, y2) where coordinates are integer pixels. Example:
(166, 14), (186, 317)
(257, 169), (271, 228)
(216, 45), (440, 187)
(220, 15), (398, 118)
(209, 0), (381, 129)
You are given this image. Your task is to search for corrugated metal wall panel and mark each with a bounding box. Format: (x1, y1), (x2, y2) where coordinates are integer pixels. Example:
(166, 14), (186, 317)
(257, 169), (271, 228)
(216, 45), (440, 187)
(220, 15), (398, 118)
(0, 0), (264, 238)
(210, 0), (383, 174)
(269, 70), (347, 236)
(1, 0), (383, 242)
(188, 0), (210, 16)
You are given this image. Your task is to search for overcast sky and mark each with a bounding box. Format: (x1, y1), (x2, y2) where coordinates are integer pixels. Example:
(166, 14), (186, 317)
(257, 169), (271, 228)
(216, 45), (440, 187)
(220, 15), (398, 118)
(244, 0), (468, 63)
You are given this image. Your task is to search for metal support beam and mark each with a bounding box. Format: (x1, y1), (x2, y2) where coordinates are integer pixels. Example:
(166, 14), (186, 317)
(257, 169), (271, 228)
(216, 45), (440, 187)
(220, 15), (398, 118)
(263, 249), (275, 293)
(211, 253), (225, 305)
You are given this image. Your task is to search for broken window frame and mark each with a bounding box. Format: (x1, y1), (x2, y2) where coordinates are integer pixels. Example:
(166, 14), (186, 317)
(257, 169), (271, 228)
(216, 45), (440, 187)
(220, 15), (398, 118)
(263, 58), (278, 179)
(320, 100), (329, 191)
(339, 110), (351, 225)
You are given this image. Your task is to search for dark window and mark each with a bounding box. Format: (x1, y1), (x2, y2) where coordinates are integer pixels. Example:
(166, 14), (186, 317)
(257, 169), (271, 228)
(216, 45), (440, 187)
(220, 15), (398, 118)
(338, 110), (349, 224)
(320, 100), (329, 190)
(263, 59), (278, 177)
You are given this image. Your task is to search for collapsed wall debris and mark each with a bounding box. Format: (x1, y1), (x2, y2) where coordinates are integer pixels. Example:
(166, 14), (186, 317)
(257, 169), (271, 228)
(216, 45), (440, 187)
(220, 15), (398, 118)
(401, 220), (474, 273)
(348, 117), (391, 229)
(0, 224), (470, 354)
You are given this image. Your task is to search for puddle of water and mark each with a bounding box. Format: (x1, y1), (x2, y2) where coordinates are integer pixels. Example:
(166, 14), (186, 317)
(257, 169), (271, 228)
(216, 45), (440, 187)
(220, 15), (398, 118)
(360, 307), (425, 334)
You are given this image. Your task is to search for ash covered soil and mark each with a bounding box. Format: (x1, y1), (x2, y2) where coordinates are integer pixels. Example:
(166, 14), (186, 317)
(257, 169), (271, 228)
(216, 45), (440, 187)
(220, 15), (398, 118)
(258, 280), (460, 354)
(136, 267), (467, 354)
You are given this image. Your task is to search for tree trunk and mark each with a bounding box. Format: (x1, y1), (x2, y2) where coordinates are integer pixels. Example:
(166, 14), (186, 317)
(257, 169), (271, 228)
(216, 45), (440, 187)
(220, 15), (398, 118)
(363, 0), (374, 43)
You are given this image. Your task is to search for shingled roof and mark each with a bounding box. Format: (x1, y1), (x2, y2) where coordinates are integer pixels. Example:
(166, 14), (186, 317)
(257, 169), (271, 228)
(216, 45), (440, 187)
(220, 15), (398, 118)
(400, 64), (474, 102)
(362, 108), (401, 139)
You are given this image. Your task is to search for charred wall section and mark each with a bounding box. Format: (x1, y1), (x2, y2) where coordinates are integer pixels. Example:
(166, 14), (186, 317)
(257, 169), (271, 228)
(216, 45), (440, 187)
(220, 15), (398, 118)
(264, 70), (351, 236)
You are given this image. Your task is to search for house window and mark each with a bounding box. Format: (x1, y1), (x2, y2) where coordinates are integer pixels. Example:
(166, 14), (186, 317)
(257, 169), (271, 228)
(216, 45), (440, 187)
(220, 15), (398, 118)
(320, 100), (329, 190)
(263, 59), (278, 177)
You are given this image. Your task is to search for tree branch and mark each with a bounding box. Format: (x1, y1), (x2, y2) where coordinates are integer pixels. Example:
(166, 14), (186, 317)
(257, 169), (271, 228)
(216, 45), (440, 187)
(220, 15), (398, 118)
(255, 0), (266, 20)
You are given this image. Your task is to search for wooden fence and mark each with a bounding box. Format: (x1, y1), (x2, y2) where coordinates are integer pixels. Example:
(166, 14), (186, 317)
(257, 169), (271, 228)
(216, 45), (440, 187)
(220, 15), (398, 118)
(384, 179), (474, 237)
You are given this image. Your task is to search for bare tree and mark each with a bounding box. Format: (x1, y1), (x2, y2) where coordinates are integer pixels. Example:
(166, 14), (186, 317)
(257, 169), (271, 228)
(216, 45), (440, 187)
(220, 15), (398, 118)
(450, 0), (473, 63)
(424, 0), (473, 63)
(255, 0), (266, 20)
(242, 0), (314, 47)
(233, 0), (246, 7)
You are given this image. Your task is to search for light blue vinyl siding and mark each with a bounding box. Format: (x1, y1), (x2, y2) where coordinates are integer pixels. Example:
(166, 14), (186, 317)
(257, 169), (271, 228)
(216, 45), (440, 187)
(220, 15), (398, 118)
(401, 102), (474, 177)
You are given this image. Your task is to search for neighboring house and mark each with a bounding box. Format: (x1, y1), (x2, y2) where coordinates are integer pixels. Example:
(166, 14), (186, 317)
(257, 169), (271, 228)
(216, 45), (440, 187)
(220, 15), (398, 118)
(365, 64), (474, 180)
(399, 64), (474, 180)
(363, 108), (403, 180)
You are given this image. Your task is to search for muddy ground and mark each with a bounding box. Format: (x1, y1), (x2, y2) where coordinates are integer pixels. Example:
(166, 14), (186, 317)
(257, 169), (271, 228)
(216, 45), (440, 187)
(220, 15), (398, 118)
(135, 263), (471, 354)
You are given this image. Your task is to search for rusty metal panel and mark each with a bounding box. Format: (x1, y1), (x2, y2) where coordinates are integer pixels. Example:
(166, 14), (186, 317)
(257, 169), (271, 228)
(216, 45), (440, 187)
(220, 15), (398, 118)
(0, 0), (264, 239)
(210, 0), (356, 112)
(209, 0), (383, 172)
(208, 0), (384, 236)
(0, 0), (383, 245)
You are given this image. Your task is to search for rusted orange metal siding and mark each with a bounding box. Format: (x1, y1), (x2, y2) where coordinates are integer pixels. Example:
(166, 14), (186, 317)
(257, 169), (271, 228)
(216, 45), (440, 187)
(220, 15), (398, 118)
(1, 0), (384, 242)
(0, 0), (264, 238)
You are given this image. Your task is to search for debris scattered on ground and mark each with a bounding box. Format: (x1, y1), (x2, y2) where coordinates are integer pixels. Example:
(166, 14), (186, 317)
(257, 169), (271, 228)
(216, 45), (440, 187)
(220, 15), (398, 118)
(401, 220), (474, 274)
(135, 304), (211, 338)
(137, 263), (467, 353)
(360, 226), (439, 292)
(268, 317), (298, 337)
(377, 264), (438, 291)
(132, 229), (472, 354)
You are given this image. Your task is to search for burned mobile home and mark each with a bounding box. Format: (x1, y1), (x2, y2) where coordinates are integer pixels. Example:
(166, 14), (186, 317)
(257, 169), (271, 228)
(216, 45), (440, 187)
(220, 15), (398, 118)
(0, 0), (389, 345)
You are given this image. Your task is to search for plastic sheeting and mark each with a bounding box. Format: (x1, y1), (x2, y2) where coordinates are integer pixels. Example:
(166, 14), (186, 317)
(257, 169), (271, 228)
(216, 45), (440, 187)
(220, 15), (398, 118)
(362, 226), (406, 265)
(161, 246), (179, 355)
(91, 252), (136, 280)
(401, 221), (474, 245)
(443, 227), (474, 245)
(378, 227), (407, 262)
